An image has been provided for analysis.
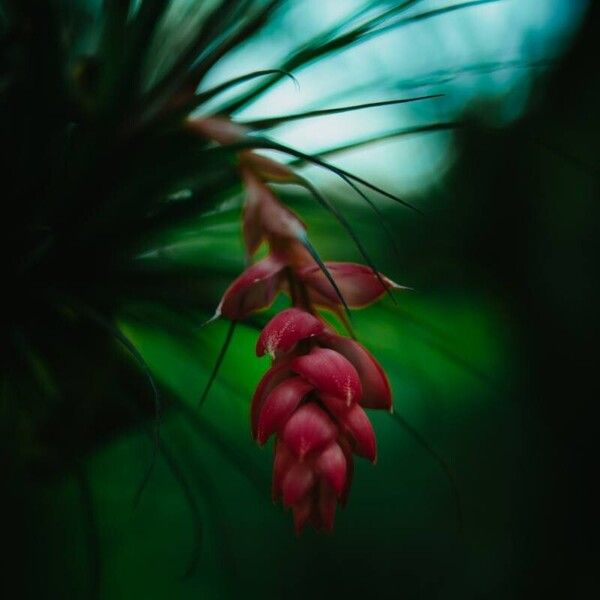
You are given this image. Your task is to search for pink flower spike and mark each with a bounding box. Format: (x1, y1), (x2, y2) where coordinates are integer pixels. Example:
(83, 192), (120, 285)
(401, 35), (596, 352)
(256, 308), (324, 358)
(282, 403), (337, 458)
(318, 333), (392, 411)
(256, 376), (314, 445)
(291, 347), (362, 406)
(315, 442), (347, 497)
(298, 262), (407, 309)
(216, 254), (285, 320)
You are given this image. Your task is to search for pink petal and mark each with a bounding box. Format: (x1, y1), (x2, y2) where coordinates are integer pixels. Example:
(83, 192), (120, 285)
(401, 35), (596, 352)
(217, 254), (285, 320)
(291, 347), (362, 406)
(298, 262), (405, 309)
(251, 362), (292, 438)
(318, 333), (392, 410)
(282, 403), (337, 458)
(256, 308), (324, 357)
(256, 376), (314, 445)
(186, 117), (248, 145)
(282, 462), (315, 507)
(315, 442), (347, 498)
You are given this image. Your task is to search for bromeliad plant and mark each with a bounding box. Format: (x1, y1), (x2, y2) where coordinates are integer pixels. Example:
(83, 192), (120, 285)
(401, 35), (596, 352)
(197, 130), (404, 529)
(1, 0), (472, 569)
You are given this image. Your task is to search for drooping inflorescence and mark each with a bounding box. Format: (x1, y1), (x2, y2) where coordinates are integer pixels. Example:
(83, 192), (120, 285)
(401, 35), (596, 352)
(193, 117), (404, 531)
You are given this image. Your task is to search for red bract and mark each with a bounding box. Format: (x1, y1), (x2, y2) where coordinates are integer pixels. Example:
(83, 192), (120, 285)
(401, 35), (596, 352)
(318, 332), (392, 411)
(256, 308), (324, 358)
(241, 169), (306, 255)
(216, 254), (286, 320)
(298, 261), (407, 310)
(216, 257), (402, 321)
(291, 347), (362, 406)
(198, 115), (399, 531)
(256, 376), (314, 445)
(249, 308), (391, 531)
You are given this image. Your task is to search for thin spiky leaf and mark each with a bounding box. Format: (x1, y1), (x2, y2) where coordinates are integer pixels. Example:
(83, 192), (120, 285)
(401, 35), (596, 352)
(289, 122), (459, 164)
(220, 0), (425, 113)
(240, 94), (443, 129)
(299, 177), (397, 304)
(301, 235), (351, 318)
(164, 69), (298, 125)
(184, 0), (283, 89)
(247, 136), (423, 213)
(198, 320), (237, 407)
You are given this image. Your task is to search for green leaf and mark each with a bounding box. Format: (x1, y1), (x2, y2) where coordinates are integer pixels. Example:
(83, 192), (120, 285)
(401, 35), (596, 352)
(239, 94), (443, 129)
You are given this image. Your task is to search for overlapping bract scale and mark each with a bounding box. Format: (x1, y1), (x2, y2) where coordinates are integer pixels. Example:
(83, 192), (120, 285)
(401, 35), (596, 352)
(256, 308), (324, 357)
(291, 347), (362, 406)
(318, 332), (392, 411)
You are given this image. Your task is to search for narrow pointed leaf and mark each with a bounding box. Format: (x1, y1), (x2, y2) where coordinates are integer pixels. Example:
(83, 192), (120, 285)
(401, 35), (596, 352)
(240, 94), (443, 129)
(198, 320), (237, 407)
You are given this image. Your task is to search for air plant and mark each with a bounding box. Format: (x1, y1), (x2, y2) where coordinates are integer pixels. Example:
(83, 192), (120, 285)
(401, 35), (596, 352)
(0, 0), (485, 586)
(199, 130), (404, 529)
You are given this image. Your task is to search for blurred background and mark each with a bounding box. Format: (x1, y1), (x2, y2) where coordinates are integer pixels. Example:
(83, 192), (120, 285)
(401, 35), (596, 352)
(10, 0), (599, 597)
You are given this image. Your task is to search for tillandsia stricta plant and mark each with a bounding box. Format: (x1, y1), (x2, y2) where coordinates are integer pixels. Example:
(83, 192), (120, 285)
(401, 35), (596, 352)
(194, 132), (405, 529)
(0, 0), (481, 584)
